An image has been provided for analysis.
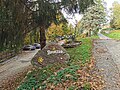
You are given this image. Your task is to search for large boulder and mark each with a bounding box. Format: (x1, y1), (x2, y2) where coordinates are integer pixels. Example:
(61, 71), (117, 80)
(31, 42), (70, 68)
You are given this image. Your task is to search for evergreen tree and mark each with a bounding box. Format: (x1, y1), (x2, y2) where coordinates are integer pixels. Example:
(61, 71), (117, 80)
(80, 0), (107, 36)
(30, 0), (95, 48)
(0, 0), (95, 50)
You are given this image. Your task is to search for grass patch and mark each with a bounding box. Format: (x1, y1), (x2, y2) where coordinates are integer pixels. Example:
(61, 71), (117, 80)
(90, 35), (99, 39)
(67, 37), (93, 65)
(17, 63), (68, 90)
(17, 37), (95, 90)
(103, 30), (120, 40)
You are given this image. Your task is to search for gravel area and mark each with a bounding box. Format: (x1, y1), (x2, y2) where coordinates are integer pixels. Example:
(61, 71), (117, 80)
(0, 49), (39, 89)
(93, 37), (120, 89)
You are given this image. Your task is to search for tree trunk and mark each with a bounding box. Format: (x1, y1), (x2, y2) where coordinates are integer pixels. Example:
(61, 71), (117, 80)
(88, 30), (91, 37)
(40, 26), (46, 49)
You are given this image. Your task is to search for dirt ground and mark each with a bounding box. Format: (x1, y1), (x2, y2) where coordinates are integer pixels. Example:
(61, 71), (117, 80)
(0, 49), (39, 90)
(93, 34), (120, 90)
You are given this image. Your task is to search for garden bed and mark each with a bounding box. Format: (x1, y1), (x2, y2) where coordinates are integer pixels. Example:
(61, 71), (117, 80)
(17, 37), (104, 90)
(62, 41), (82, 48)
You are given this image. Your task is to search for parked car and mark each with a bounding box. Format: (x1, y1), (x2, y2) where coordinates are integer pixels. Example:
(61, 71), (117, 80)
(23, 45), (36, 50)
(33, 43), (41, 49)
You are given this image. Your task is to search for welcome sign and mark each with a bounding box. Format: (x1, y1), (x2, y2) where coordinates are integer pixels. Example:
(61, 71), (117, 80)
(31, 43), (70, 68)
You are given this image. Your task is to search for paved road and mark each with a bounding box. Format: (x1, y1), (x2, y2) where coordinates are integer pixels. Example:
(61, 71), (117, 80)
(93, 33), (120, 90)
(0, 49), (39, 85)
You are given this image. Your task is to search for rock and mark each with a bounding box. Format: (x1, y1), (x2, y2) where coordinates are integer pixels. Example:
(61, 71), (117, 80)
(62, 41), (82, 48)
(58, 40), (66, 45)
(31, 42), (70, 68)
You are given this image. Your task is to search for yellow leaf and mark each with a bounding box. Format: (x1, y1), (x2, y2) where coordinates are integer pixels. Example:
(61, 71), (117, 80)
(38, 57), (44, 63)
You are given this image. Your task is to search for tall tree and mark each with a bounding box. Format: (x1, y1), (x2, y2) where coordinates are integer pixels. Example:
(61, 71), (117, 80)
(0, 0), (95, 50)
(46, 23), (64, 41)
(110, 1), (120, 29)
(0, 0), (38, 51)
(30, 0), (95, 49)
(80, 0), (107, 36)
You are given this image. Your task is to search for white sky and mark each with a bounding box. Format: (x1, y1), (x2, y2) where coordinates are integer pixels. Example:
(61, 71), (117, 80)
(65, 0), (120, 26)
(105, 0), (120, 9)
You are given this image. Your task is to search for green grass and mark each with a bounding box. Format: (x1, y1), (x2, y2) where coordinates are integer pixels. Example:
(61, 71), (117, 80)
(104, 30), (120, 40)
(67, 37), (93, 65)
(90, 35), (99, 39)
(17, 37), (94, 90)
(17, 63), (68, 90)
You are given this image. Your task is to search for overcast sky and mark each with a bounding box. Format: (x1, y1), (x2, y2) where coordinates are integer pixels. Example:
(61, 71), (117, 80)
(65, 0), (120, 26)
(105, 0), (120, 9)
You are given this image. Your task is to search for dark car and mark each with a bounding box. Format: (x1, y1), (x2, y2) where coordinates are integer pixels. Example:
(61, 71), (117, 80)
(23, 45), (36, 50)
(33, 43), (41, 49)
